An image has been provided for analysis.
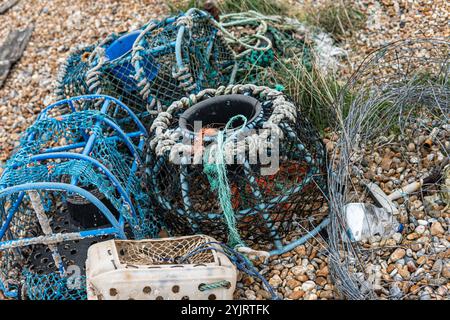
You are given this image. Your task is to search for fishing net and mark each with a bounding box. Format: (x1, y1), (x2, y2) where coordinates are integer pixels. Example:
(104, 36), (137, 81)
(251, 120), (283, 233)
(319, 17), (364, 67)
(22, 269), (87, 300)
(144, 84), (327, 256)
(132, 8), (236, 113)
(219, 12), (313, 86)
(327, 39), (449, 300)
(56, 27), (155, 122)
(0, 96), (158, 299)
(55, 44), (96, 101)
(56, 9), (236, 122)
(213, 10), (345, 89)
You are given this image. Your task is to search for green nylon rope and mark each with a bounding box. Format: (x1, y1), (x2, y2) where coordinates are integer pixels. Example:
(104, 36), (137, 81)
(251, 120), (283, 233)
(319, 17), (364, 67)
(203, 115), (248, 249)
(198, 280), (231, 292)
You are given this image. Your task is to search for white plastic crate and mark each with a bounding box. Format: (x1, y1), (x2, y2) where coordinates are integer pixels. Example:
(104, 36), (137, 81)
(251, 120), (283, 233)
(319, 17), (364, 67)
(86, 235), (237, 300)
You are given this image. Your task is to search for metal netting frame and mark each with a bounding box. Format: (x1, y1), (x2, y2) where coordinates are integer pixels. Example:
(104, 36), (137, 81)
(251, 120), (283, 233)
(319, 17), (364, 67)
(327, 38), (450, 300)
(217, 11), (316, 86)
(0, 95), (153, 299)
(84, 28), (156, 118)
(145, 84), (328, 256)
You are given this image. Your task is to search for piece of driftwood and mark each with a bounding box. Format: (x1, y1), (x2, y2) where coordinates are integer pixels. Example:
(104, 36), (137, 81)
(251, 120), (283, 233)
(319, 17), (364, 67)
(0, 0), (19, 14)
(0, 25), (33, 88)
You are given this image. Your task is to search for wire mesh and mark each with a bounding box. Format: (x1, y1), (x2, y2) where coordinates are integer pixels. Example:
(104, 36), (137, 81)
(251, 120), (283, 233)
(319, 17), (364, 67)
(327, 39), (449, 300)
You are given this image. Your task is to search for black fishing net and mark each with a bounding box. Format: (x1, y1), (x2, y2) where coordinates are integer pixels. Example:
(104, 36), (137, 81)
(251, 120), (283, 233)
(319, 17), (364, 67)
(144, 84), (327, 253)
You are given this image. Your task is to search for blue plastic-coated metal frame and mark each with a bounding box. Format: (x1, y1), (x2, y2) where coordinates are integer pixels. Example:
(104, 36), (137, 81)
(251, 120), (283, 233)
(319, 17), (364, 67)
(133, 9), (220, 107)
(8, 152), (138, 221)
(37, 94), (147, 135)
(0, 183), (126, 243)
(268, 217), (330, 256)
(0, 95), (148, 299)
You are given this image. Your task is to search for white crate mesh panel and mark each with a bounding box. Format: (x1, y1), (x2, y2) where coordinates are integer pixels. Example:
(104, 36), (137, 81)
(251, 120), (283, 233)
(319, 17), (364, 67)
(115, 235), (215, 265)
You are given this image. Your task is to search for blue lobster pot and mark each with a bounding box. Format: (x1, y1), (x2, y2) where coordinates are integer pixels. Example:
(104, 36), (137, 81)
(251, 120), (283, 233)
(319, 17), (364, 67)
(104, 30), (159, 93)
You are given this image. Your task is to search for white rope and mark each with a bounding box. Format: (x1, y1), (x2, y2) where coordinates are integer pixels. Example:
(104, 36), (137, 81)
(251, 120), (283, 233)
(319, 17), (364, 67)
(176, 15), (194, 29)
(149, 84), (297, 160)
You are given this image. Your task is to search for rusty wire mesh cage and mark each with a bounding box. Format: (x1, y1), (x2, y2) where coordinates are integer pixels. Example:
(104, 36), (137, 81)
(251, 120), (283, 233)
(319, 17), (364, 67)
(144, 84), (328, 256)
(327, 39), (450, 300)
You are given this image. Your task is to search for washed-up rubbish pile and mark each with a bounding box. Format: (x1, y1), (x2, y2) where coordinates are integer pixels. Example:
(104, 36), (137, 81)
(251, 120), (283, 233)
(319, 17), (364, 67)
(0, 6), (337, 300)
(327, 39), (449, 300)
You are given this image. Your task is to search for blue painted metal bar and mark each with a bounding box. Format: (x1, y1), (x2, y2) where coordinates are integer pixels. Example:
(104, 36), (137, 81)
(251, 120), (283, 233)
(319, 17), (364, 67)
(195, 29), (217, 85)
(7, 152), (137, 219)
(0, 192), (25, 241)
(269, 217), (330, 256)
(37, 94), (147, 135)
(125, 136), (145, 195)
(151, 156), (172, 210)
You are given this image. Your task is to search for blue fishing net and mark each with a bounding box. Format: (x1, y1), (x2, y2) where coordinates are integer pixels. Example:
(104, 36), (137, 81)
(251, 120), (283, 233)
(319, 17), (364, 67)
(22, 269), (87, 300)
(0, 106), (159, 299)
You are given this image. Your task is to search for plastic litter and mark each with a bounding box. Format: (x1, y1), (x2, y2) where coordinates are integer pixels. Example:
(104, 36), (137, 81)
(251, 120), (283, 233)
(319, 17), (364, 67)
(344, 203), (403, 242)
(86, 235), (238, 300)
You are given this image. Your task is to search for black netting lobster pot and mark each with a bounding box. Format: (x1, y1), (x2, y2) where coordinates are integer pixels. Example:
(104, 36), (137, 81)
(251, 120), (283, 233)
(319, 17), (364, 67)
(56, 9), (236, 123)
(145, 84), (328, 255)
